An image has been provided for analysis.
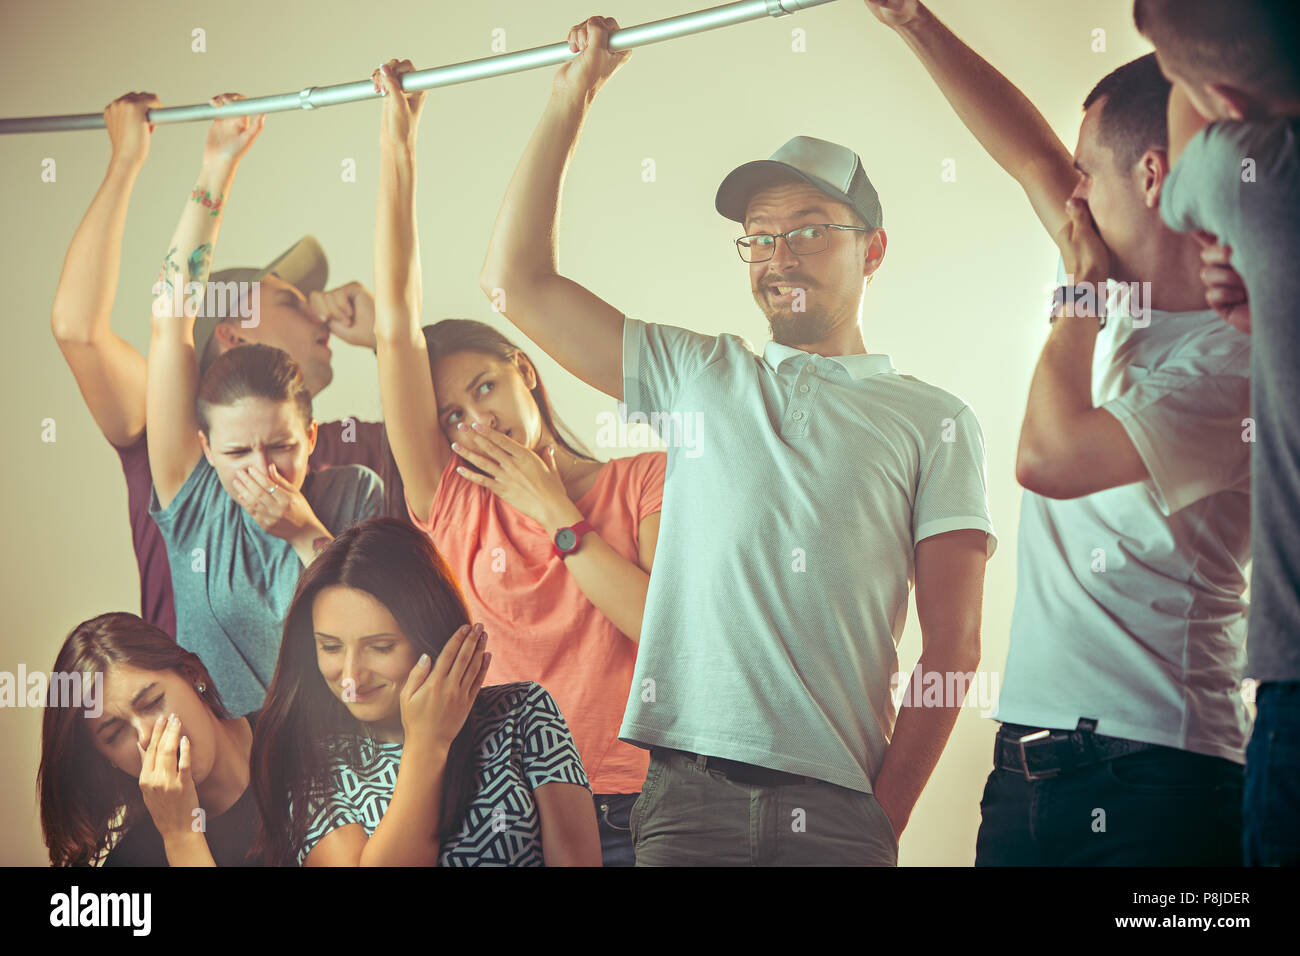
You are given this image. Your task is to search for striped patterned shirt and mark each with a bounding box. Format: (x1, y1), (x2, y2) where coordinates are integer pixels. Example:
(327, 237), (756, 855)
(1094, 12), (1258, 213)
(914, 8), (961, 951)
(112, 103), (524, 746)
(297, 682), (589, 866)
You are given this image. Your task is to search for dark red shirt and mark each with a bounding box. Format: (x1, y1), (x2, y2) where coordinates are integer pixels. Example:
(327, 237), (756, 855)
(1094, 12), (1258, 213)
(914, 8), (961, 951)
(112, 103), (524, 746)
(112, 419), (406, 639)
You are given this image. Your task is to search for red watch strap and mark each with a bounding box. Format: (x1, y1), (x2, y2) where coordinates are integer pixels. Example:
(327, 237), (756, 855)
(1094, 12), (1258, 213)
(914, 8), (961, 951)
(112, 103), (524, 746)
(553, 519), (595, 560)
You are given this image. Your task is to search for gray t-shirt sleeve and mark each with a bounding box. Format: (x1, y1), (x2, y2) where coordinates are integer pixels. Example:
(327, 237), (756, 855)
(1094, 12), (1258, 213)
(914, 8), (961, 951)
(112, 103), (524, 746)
(913, 404), (997, 557)
(1162, 118), (1300, 303)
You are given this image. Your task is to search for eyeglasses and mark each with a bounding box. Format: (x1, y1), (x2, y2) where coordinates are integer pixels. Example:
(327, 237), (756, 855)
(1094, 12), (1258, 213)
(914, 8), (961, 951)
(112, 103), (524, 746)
(734, 223), (869, 263)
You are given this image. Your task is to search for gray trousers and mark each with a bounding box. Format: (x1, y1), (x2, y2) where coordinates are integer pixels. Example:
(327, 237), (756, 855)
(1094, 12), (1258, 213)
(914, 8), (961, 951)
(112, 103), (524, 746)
(630, 747), (898, 866)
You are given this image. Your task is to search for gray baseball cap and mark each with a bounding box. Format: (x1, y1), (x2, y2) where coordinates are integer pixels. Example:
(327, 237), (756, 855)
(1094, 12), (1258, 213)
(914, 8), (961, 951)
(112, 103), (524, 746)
(194, 235), (330, 373)
(715, 135), (882, 230)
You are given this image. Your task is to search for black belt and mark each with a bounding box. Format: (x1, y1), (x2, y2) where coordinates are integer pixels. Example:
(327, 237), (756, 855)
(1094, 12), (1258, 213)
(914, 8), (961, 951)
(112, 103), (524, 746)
(995, 719), (1157, 781)
(652, 747), (819, 787)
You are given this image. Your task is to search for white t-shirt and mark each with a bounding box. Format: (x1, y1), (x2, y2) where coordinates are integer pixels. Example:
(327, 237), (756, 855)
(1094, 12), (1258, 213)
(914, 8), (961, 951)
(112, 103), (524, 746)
(618, 316), (997, 793)
(993, 296), (1252, 762)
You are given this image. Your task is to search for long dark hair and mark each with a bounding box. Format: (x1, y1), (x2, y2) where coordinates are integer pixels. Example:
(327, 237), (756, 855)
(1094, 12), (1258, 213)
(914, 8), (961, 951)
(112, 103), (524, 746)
(422, 319), (596, 462)
(251, 518), (483, 866)
(38, 613), (229, 867)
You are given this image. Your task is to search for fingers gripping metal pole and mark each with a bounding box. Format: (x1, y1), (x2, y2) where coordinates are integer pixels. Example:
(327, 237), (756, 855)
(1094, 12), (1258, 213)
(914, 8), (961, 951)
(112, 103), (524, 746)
(0, 0), (839, 135)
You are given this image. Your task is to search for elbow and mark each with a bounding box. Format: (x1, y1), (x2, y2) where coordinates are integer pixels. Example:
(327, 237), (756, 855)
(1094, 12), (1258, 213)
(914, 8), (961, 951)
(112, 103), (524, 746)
(478, 245), (508, 298)
(926, 633), (981, 678)
(479, 265), (535, 305)
(956, 635), (981, 674)
(50, 309), (93, 346)
(479, 265), (552, 308)
(478, 268), (504, 301)
(1016, 440), (1077, 500)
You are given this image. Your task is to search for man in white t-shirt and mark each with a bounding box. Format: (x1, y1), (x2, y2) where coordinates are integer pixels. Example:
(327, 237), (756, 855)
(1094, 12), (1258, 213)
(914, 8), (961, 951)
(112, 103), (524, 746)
(478, 16), (996, 866)
(870, 1), (1251, 865)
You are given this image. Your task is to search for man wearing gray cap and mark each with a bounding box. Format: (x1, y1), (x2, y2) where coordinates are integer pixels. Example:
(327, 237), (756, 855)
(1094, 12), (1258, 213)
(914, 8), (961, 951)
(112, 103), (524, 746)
(480, 16), (995, 865)
(51, 92), (407, 640)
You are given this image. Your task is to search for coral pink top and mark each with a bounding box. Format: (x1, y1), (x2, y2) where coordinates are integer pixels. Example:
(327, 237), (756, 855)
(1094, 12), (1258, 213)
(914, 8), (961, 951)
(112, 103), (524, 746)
(409, 451), (666, 794)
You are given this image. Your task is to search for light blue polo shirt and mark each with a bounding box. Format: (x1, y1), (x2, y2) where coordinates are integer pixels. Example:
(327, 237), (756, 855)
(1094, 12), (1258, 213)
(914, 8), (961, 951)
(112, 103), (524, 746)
(617, 316), (996, 793)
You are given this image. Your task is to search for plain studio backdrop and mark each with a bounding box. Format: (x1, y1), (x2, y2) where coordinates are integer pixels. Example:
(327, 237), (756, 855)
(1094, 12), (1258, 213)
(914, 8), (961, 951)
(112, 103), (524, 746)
(0, 0), (1157, 866)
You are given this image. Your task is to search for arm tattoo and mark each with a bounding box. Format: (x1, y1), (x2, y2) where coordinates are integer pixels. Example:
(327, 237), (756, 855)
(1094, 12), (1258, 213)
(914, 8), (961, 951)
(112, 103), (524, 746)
(156, 245), (181, 298)
(190, 186), (224, 217)
(187, 243), (212, 285)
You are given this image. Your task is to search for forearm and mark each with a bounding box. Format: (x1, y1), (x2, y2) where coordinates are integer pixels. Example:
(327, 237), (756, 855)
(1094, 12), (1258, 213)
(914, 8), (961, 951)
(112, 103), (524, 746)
(1018, 314), (1100, 460)
(889, 4), (1076, 233)
(545, 506), (649, 644)
(358, 743), (447, 866)
(289, 523), (333, 568)
(153, 159), (237, 335)
(51, 159), (150, 446)
(372, 139), (450, 514)
(480, 90), (587, 291)
(161, 830), (218, 867)
(374, 141), (421, 340)
(147, 158), (238, 501)
(51, 161), (140, 343)
(873, 639), (980, 835)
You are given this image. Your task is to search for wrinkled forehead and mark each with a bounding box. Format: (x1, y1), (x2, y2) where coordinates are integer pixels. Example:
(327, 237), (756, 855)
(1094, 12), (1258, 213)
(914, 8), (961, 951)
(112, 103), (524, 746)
(206, 396), (306, 440)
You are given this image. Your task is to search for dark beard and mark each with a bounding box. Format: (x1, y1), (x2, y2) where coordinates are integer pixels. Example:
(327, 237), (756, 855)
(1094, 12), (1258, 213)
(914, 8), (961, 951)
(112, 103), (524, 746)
(767, 306), (837, 347)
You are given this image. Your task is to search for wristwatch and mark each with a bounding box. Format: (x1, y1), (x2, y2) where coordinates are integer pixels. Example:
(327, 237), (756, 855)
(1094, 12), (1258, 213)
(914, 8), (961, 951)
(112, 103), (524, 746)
(553, 519), (594, 560)
(1050, 284), (1107, 329)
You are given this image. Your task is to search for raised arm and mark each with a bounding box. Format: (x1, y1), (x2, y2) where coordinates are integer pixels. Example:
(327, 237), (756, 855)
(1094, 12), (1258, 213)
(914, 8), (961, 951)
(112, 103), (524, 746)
(478, 15), (631, 401)
(50, 94), (159, 448)
(865, 0), (1079, 236)
(369, 59), (452, 521)
(147, 95), (263, 509)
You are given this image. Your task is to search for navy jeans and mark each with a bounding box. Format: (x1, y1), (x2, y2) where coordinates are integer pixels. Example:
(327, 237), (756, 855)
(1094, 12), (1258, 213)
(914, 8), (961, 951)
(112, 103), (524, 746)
(1244, 681), (1300, 866)
(594, 792), (638, 867)
(975, 730), (1243, 866)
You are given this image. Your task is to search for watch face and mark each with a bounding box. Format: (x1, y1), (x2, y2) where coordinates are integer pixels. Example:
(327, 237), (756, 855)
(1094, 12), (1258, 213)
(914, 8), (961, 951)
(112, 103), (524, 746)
(555, 528), (576, 551)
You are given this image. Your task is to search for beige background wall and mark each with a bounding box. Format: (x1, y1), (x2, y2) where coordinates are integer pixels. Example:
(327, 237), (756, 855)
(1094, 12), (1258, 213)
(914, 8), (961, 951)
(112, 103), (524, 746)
(0, 0), (1154, 865)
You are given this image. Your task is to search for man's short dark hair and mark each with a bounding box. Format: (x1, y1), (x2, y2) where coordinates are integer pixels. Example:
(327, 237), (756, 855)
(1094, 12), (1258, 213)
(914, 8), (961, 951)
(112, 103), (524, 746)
(1134, 0), (1300, 101)
(1082, 53), (1170, 170)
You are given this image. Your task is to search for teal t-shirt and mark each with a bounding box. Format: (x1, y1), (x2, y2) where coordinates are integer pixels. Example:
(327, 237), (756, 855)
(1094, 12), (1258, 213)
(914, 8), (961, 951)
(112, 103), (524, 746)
(150, 458), (384, 714)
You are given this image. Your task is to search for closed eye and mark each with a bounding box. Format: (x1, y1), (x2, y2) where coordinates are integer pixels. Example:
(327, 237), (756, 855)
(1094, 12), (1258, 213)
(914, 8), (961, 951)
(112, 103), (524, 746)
(105, 694), (164, 745)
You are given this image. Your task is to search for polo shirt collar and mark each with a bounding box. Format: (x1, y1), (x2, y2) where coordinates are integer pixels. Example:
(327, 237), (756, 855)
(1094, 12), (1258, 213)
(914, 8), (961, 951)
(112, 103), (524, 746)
(762, 339), (897, 380)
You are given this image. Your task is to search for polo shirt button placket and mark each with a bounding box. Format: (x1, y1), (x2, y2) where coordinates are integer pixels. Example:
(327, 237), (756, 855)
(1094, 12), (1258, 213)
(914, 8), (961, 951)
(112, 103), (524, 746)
(783, 359), (816, 436)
